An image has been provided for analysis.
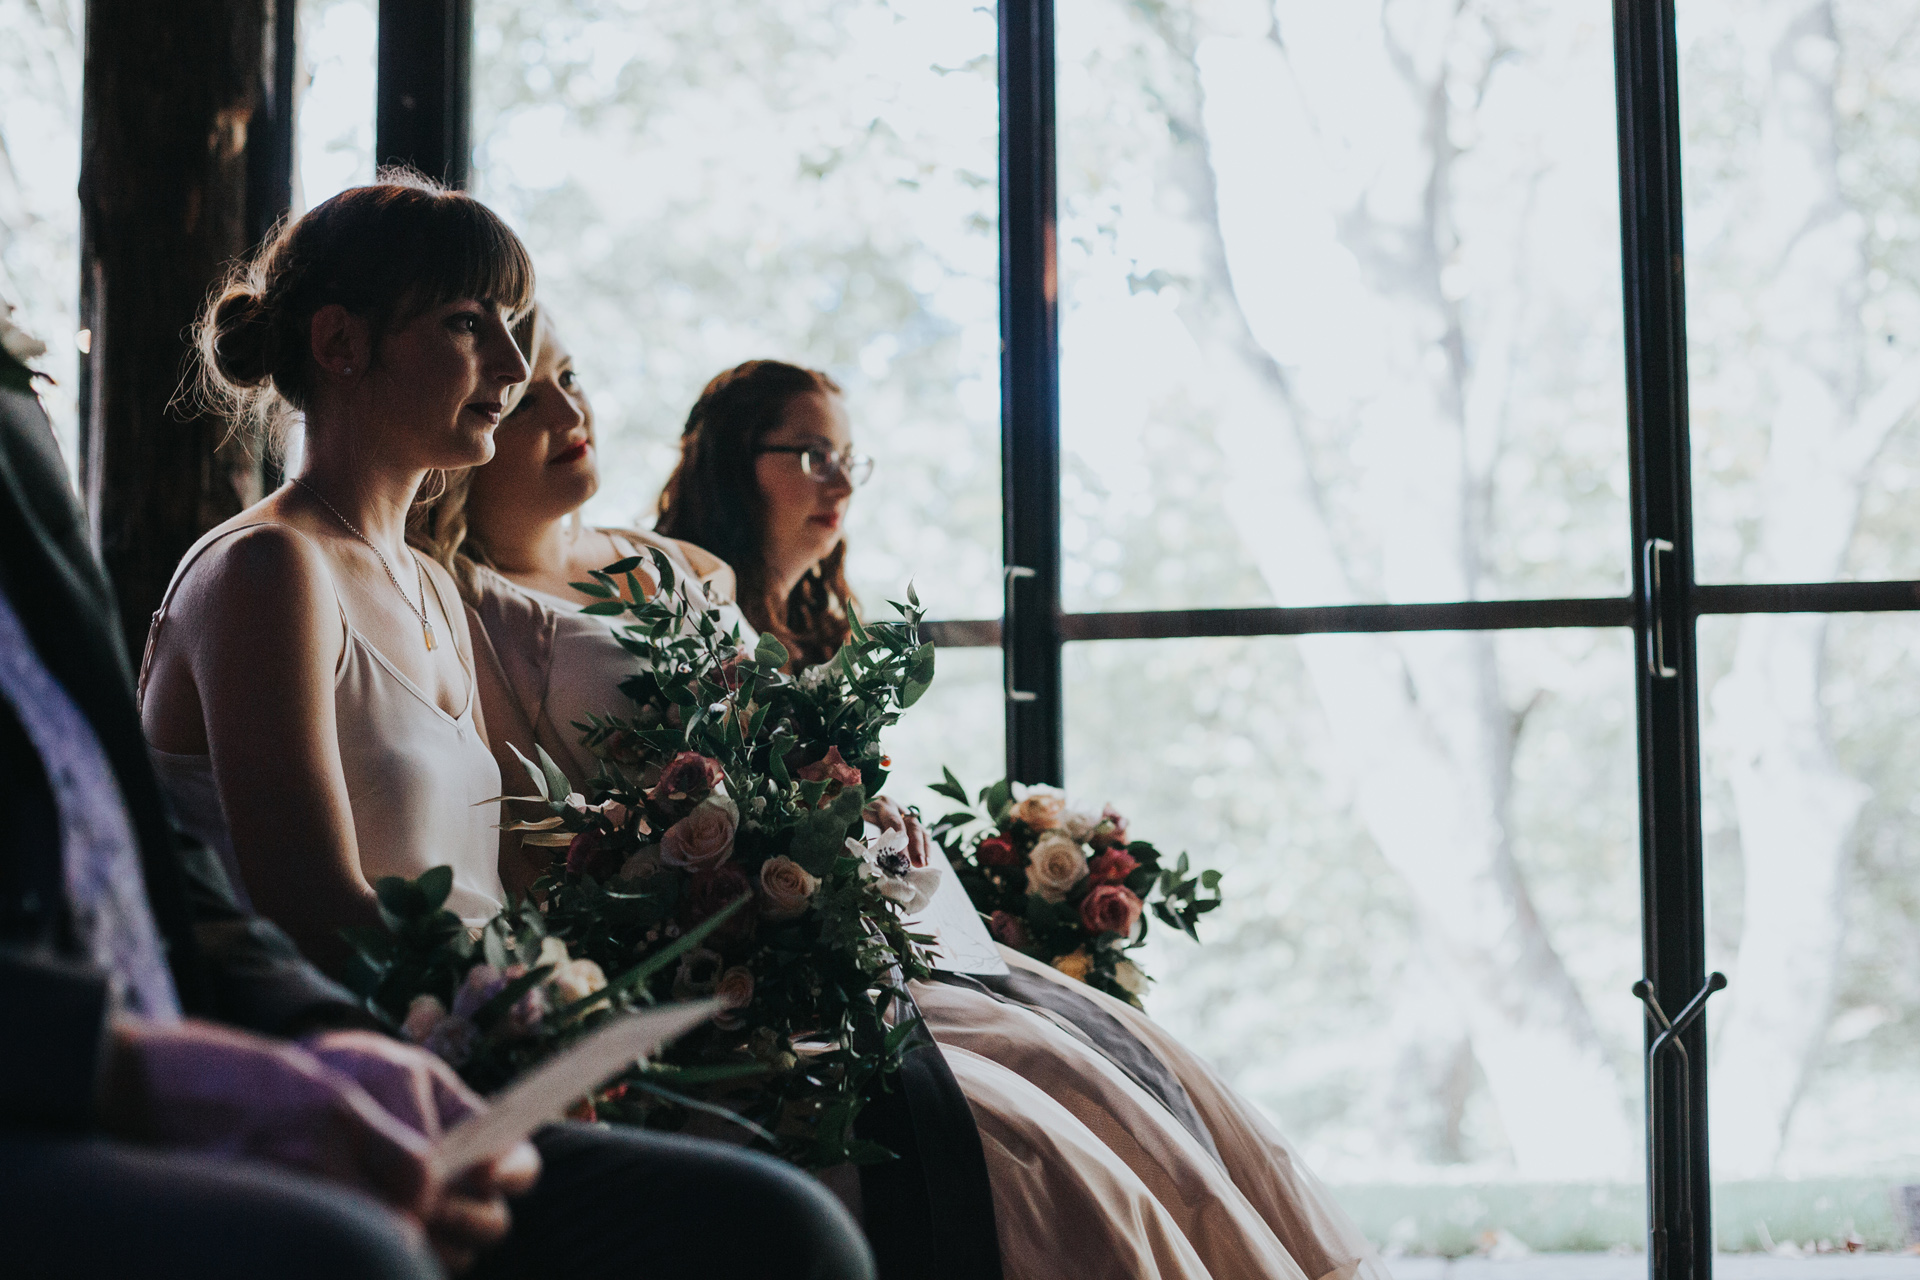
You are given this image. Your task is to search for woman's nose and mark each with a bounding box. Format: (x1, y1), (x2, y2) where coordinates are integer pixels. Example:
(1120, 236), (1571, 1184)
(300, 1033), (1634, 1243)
(485, 315), (532, 386)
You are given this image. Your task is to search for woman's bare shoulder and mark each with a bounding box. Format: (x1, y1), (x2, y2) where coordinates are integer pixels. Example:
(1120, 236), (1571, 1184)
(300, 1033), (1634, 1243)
(167, 512), (341, 648)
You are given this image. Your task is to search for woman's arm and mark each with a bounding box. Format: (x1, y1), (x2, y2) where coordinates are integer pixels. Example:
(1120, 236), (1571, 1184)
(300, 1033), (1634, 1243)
(183, 526), (374, 973)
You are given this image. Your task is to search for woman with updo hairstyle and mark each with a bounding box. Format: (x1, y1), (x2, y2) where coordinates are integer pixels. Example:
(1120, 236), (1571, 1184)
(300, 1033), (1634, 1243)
(140, 173), (533, 968)
(654, 361), (859, 671)
(134, 179), (884, 1280)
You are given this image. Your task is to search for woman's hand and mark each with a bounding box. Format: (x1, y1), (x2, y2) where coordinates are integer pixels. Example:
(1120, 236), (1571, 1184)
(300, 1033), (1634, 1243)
(304, 1029), (541, 1273)
(863, 795), (931, 868)
(107, 1019), (541, 1275)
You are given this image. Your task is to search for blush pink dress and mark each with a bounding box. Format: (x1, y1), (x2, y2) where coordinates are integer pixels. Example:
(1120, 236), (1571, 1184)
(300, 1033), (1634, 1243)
(464, 528), (1389, 1280)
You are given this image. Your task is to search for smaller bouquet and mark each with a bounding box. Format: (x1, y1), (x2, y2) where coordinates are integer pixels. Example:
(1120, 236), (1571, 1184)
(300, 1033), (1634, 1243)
(928, 773), (1223, 1008)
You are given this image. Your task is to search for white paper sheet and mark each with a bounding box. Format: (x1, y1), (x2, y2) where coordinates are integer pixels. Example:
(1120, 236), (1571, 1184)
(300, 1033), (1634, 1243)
(902, 861), (1010, 976)
(431, 997), (722, 1180)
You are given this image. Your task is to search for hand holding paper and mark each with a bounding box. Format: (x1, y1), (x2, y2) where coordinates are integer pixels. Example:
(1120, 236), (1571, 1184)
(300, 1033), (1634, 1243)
(430, 998), (723, 1181)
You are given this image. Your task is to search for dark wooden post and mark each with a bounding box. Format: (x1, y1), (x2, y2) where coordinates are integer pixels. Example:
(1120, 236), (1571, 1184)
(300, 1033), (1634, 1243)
(77, 0), (298, 659)
(376, 0), (473, 188)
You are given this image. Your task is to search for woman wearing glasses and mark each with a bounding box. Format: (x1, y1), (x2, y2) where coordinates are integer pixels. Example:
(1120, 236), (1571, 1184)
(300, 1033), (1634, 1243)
(653, 360), (869, 671)
(651, 357), (1390, 1280)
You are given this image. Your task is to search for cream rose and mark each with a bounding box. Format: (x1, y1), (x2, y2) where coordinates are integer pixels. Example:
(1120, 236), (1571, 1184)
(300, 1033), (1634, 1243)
(759, 855), (820, 920)
(1112, 959), (1149, 997)
(1008, 783), (1068, 831)
(551, 958), (608, 1006)
(716, 965), (755, 1011)
(1024, 831), (1089, 903)
(1062, 808), (1101, 844)
(660, 796), (739, 872)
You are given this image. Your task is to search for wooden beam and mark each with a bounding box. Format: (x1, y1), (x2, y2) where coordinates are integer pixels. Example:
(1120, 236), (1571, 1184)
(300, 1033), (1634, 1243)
(77, 0), (296, 659)
(376, 0), (473, 188)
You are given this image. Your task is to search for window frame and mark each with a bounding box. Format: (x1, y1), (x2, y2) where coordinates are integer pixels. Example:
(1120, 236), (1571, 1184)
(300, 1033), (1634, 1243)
(361, 2), (1920, 1271)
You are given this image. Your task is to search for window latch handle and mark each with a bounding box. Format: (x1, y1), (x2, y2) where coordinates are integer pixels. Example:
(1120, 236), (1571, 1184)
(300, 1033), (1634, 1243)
(1643, 538), (1679, 679)
(1003, 565), (1038, 704)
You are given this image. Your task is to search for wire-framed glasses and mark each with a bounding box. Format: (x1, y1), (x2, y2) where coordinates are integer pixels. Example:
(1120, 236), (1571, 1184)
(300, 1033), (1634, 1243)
(758, 445), (874, 487)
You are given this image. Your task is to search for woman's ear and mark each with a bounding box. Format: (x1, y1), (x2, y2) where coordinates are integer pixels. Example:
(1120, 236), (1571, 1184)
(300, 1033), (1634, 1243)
(309, 304), (371, 380)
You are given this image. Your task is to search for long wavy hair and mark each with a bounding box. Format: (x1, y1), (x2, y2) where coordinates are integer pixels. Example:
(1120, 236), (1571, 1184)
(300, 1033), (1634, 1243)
(655, 360), (855, 668)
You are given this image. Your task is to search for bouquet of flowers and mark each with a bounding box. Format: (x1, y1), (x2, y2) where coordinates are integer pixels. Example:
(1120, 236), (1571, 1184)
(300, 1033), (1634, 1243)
(346, 550), (943, 1168)
(929, 773), (1223, 1008)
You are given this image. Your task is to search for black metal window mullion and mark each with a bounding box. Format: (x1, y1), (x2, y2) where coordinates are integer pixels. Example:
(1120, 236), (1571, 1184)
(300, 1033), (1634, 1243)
(1614, 2), (1714, 1278)
(375, 0), (474, 189)
(997, 0), (1064, 787)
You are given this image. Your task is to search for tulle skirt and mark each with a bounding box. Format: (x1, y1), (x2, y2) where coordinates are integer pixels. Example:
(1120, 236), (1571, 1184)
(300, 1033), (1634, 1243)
(912, 946), (1390, 1280)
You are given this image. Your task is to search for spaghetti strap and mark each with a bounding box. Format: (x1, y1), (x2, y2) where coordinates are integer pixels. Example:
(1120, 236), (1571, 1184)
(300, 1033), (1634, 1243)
(137, 521), (352, 706)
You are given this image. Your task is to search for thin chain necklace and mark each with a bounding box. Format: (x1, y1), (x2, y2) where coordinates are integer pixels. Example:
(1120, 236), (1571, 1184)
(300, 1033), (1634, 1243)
(290, 476), (438, 651)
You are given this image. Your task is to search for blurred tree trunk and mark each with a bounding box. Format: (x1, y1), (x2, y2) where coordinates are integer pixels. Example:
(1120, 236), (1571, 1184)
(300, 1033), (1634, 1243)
(1703, 0), (1920, 1176)
(77, 0), (294, 658)
(1138, 2), (1636, 1177)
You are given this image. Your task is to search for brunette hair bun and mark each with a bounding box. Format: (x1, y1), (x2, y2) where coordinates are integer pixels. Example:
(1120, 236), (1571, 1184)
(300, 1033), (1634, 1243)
(186, 168), (535, 458)
(207, 289), (275, 388)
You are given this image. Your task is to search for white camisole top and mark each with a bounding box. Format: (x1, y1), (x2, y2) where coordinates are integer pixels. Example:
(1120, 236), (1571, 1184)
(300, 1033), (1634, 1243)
(140, 524), (506, 924)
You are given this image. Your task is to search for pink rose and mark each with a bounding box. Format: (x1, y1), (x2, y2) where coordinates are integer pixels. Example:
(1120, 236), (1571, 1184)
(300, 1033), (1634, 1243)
(988, 910), (1031, 951)
(1078, 884), (1143, 938)
(796, 746), (863, 800)
(1090, 804), (1130, 850)
(975, 835), (1019, 868)
(651, 751), (724, 805)
(1087, 849), (1139, 887)
(716, 965), (755, 1011)
(758, 855), (820, 920)
(660, 797), (738, 872)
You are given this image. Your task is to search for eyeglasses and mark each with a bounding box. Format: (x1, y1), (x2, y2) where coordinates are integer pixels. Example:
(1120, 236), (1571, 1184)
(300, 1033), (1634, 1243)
(758, 445), (874, 487)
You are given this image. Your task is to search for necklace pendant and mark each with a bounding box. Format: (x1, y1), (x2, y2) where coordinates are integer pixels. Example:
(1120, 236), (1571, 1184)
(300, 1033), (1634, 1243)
(423, 620), (438, 651)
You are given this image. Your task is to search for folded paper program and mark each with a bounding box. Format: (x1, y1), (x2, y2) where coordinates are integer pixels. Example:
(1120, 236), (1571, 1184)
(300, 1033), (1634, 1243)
(431, 998), (722, 1181)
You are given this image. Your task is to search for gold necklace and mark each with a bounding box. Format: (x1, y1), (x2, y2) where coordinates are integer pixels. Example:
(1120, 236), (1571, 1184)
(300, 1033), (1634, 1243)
(291, 477), (438, 651)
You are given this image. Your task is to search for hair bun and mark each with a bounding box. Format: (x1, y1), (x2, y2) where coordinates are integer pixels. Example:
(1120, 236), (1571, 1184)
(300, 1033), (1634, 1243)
(210, 290), (274, 388)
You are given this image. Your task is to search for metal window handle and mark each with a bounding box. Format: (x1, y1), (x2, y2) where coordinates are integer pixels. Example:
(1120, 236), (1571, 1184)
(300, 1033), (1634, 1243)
(1632, 973), (1726, 1275)
(1644, 538), (1678, 679)
(1004, 565), (1037, 704)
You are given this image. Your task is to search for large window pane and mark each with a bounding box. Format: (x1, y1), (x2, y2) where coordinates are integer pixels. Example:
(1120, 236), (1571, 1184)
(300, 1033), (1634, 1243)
(1682, 1), (1920, 586)
(296, 0), (376, 209)
(1065, 628), (1644, 1255)
(881, 645), (1003, 824)
(1700, 612), (1920, 1249)
(1056, 2), (1629, 613)
(471, 0), (1001, 621)
(1, 0), (83, 475)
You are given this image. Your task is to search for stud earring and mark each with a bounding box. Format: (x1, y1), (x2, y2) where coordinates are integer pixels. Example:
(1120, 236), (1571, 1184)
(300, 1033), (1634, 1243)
(343, 365), (353, 375)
